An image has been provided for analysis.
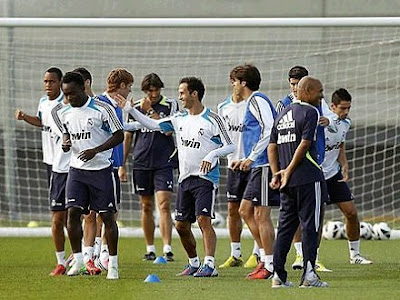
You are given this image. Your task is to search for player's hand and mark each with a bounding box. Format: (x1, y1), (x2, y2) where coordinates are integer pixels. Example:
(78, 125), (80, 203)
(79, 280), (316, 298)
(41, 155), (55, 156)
(230, 160), (242, 170)
(141, 98), (152, 113)
(15, 109), (25, 120)
(275, 169), (290, 190)
(78, 148), (97, 162)
(200, 160), (212, 174)
(319, 116), (330, 127)
(62, 139), (71, 152)
(270, 174), (281, 190)
(118, 166), (127, 182)
(239, 158), (253, 172)
(115, 94), (131, 111)
(339, 165), (349, 182)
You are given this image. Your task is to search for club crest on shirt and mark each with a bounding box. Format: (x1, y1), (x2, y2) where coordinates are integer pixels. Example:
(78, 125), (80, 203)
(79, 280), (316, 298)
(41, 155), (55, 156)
(198, 128), (205, 136)
(87, 118), (94, 126)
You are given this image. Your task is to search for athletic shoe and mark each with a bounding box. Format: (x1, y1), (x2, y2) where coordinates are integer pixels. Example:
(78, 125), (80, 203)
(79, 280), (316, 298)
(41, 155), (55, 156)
(292, 253), (303, 270)
(246, 261), (264, 277)
(315, 260), (332, 272)
(143, 252), (156, 261)
(299, 272), (329, 288)
(66, 253), (74, 268)
(244, 253), (259, 268)
(49, 264), (66, 276)
(350, 255), (373, 264)
(176, 264), (200, 276)
(94, 257), (108, 271)
(164, 252), (174, 262)
(247, 268), (273, 280)
(106, 265), (119, 280)
(193, 264), (218, 277)
(271, 275), (294, 288)
(219, 256), (243, 268)
(85, 259), (102, 275)
(67, 261), (85, 276)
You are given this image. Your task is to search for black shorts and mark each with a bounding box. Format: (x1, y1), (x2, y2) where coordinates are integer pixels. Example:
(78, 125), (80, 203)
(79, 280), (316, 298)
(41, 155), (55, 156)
(175, 176), (217, 223)
(226, 169), (250, 202)
(45, 163), (52, 187)
(112, 168), (121, 205)
(132, 168), (174, 196)
(326, 171), (354, 205)
(49, 171), (67, 211)
(243, 166), (280, 207)
(66, 166), (118, 214)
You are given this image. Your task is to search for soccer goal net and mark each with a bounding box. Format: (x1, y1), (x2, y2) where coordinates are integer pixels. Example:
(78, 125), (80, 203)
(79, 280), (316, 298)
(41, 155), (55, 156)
(0, 18), (399, 229)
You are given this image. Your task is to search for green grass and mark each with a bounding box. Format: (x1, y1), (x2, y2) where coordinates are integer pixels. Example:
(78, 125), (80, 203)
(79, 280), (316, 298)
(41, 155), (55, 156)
(0, 237), (399, 300)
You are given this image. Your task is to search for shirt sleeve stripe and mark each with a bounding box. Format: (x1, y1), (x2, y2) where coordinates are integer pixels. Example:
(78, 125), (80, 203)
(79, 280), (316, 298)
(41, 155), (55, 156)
(94, 99), (123, 130)
(51, 103), (64, 133)
(208, 111), (233, 145)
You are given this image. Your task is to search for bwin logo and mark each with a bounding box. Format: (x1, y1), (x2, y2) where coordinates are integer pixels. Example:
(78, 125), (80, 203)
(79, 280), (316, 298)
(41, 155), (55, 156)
(71, 130), (92, 141)
(277, 110), (295, 130)
(228, 123), (243, 132)
(181, 137), (201, 149)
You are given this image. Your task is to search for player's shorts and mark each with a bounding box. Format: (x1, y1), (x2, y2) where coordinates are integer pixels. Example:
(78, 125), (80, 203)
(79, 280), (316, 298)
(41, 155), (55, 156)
(132, 168), (174, 196)
(243, 166), (280, 207)
(49, 171), (67, 211)
(226, 169), (250, 202)
(175, 176), (217, 223)
(325, 171), (354, 205)
(66, 165), (118, 214)
(45, 163), (52, 187)
(112, 168), (121, 205)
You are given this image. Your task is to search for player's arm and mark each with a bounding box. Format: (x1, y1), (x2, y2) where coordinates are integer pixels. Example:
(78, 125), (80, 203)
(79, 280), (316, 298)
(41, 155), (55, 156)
(320, 99), (338, 132)
(119, 130), (133, 182)
(338, 142), (349, 182)
(267, 125), (280, 189)
(275, 101), (285, 114)
(15, 109), (42, 127)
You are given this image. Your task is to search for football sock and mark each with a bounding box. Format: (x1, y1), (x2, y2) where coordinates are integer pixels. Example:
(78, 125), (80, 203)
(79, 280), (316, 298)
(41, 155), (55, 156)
(55, 251), (66, 267)
(294, 242), (303, 256)
(189, 256), (200, 268)
(265, 255), (273, 272)
(147, 245), (156, 254)
(231, 242), (242, 258)
(204, 256), (215, 269)
(259, 248), (266, 263)
(83, 246), (94, 263)
(163, 244), (172, 254)
(348, 240), (360, 258)
(252, 241), (260, 256)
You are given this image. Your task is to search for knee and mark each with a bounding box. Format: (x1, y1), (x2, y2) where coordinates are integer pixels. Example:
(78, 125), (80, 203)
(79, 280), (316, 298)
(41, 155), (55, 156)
(141, 197), (154, 214)
(228, 203), (240, 219)
(175, 221), (190, 235)
(52, 212), (65, 229)
(99, 212), (114, 228)
(239, 205), (250, 220)
(67, 208), (81, 230)
(344, 209), (358, 222)
(197, 215), (212, 229)
(84, 211), (96, 224)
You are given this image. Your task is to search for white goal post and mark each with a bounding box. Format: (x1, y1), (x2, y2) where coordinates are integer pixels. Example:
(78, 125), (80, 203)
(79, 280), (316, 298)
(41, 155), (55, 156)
(0, 17), (399, 235)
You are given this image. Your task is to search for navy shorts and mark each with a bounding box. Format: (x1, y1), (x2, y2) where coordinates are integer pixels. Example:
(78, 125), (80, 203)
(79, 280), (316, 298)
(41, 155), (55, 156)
(226, 169), (250, 202)
(175, 176), (217, 223)
(45, 163), (52, 187)
(113, 168), (121, 205)
(243, 166), (280, 207)
(326, 171), (354, 205)
(49, 171), (67, 211)
(66, 166), (118, 214)
(132, 168), (174, 196)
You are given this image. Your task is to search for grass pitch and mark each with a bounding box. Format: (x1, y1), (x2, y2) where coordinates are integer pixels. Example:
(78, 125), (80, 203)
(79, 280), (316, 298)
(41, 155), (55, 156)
(0, 237), (399, 300)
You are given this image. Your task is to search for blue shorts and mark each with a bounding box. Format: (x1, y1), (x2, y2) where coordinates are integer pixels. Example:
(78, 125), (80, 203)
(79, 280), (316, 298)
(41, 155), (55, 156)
(243, 166), (280, 207)
(49, 171), (67, 211)
(66, 166), (118, 214)
(226, 169), (250, 202)
(175, 176), (216, 223)
(326, 171), (354, 205)
(132, 168), (174, 196)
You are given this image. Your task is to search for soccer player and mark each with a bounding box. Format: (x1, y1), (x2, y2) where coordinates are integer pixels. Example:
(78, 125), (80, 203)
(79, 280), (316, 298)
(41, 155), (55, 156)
(120, 73), (178, 262)
(217, 74), (258, 269)
(15, 67), (65, 275)
(322, 88), (372, 265)
(59, 72), (123, 279)
(116, 77), (234, 277)
(268, 76), (328, 288)
(230, 64), (279, 280)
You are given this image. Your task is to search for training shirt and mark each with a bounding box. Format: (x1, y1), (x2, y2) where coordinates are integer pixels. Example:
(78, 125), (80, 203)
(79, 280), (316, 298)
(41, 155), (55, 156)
(59, 97), (123, 170)
(270, 100), (324, 187)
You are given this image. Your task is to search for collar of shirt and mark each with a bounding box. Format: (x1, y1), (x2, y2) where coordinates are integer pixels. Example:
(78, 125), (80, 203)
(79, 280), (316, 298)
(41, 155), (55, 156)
(104, 92), (118, 107)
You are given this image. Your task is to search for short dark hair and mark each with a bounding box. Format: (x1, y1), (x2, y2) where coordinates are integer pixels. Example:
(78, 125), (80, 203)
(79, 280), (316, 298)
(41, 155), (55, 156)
(331, 88), (352, 105)
(230, 64), (261, 91)
(62, 71), (85, 87)
(141, 73), (164, 92)
(288, 66), (308, 80)
(45, 67), (63, 81)
(73, 67), (92, 84)
(179, 77), (205, 101)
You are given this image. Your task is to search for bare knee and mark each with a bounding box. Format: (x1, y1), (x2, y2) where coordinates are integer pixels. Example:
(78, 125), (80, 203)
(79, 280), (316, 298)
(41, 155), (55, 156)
(175, 220), (191, 235)
(140, 196), (154, 215)
(197, 215), (212, 229)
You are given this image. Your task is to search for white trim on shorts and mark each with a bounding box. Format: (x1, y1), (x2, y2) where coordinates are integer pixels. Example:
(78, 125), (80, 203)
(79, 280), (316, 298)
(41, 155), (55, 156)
(314, 181), (321, 232)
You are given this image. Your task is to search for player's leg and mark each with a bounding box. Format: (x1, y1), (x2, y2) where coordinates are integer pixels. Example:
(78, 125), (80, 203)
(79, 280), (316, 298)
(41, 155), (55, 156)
(291, 226), (303, 270)
(82, 211), (96, 264)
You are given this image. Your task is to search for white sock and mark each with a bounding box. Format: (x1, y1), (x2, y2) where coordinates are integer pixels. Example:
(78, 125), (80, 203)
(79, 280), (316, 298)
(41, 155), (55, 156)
(348, 240), (360, 259)
(147, 245), (156, 254)
(109, 255), (118, 268)
(94, 237), (102, 257)
(163, 244), (172, 254)
(294, 242), (303, 256)
(203, 256), (215, 269)
(305, 261), (314, 280)
(55, 251), (66, 266)
(259, 248), (266, 263)
(264, 255), (273, 272)
(73, 252), (84, 265)
(231, 242), (242, 258)
(82, 246), (94, 263)
(252, 241), (260, 256)
(189, 256), (200, 268)
(100, 244), (109, 261)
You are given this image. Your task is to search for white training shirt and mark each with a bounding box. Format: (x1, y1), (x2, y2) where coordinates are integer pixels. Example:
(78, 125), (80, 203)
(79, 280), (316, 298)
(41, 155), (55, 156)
(59, 97), (123, 170)
(321, 115), (351, 180)
(217, 96), (247, 166)
(36, 92), (64, 165)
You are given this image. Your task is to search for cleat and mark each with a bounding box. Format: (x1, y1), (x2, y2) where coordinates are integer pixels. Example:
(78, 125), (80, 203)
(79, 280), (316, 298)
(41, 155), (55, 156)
(164, 252), (174, 262)
(66, 254), (75, 268)
(106, 265), (119, 280)
(193, 264), (218, 277)
(247, 268), (273, 280)
(94, 257), (109, 271)
(219, 256), (243, 268)
(176, 264), (200, 276)
(292, 253), (303, 270)
(271, 275), (294, 288)
(300, 272), (329, 288)
(85, 259), (102, 275)
(350, 255), (373, 265)
(246, 261), (264, 277)
(49, 264), (66, 276)
(67, 261), (85, 276)
(315, 260), (332, 272)
(143, 252), (156, 261)
(244, 253), (259, 268)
